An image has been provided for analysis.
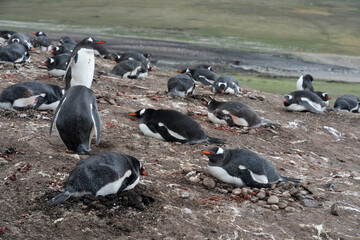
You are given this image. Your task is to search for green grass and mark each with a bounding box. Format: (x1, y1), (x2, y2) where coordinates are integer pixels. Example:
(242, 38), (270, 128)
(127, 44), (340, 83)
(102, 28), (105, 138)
(235, 74), (360, 104)
(0, 0), (359, 55)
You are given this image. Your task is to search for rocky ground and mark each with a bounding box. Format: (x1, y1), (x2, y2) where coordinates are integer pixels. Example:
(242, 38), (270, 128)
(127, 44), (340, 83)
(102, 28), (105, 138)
(0, 48), (359, 239)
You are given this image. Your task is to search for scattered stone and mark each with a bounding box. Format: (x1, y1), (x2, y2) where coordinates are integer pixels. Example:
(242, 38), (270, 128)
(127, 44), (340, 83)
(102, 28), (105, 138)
(299, 190), (308, 195)
(182, 166), (193, 174)
(203, 177), (216, 189)
(301, 198), (320, 208)
(330, 203), (339, 216)
(285, 207), (295, 212)
(241, 188), (249, 196)
(288, 198), (295, 202)
(278, 201), (288, 209)
(280, 191), (291, 198)
(265, 189), (272, 196)
(189, 176), (201, 183)
(249, 129), (256, 135)
(250, 197), (258, 203)
(263, 205), (271, 209)
(325, 183), (338, 192)
(256, 191), (266, 200)
(289, 187), (299, 196)
(252, 188), (259, 192)
(232, 188), (242, 195)
(271, 205), (279, 211)
(0, 157), (8, 166)
(214, 187), (228, 194)
(181, 191), (190, 198)
(267, 195), (279, 204)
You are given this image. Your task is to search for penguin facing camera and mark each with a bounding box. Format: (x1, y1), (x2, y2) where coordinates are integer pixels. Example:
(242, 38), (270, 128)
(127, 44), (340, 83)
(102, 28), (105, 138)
(47, 152), (147, 206)
(129, 108), (225, 144)
(212, 76), (240, 94)
(202, 146), (301, 188)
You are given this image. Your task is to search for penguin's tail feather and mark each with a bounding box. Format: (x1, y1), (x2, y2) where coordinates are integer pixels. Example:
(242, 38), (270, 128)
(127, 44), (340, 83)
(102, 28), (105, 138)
(47, 191), (71, 206)
(280, 176), (301, 183)
(207, 137), (226, 144)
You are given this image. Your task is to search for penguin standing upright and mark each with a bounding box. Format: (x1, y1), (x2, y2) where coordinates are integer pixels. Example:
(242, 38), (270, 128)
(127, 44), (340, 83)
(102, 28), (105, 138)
(177, 68), (218, 86)
(31, 31), (52, 51)
(296, 74), (314, 92)
(50, 85), (101, 154)
(0, 81), (64, 110)
(283, 90), (325, 114)
(47, 152), (147, 206)
(202, 146), (300, 188)
(212, 76), (240, 94)
(334, 94), (360, 112)
(167, 72), (195, 97)
(129, 108), (225, 144)
(64, 37), (105, 89)
(41, 53), (71, 77)
(204, 99), (267, 128)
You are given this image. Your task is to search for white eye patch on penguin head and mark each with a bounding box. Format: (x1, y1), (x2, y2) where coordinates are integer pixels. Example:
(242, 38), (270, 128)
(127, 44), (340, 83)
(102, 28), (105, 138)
(49, 58), (55, 64)
(282, 95), (292, 103)
(86, 37), (94, 43)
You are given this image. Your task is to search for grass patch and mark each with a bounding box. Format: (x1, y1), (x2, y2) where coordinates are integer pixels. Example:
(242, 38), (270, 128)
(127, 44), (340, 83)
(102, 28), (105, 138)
(235, 74), (360, 104)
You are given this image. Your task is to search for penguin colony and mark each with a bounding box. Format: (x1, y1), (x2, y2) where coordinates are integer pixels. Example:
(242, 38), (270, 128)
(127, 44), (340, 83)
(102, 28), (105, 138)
(0, 30), (358, 207)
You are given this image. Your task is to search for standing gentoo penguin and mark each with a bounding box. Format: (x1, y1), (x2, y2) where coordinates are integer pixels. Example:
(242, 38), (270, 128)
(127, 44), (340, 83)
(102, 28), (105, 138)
(41, 53), (71, 77)
(31, 31), (52, 51)
(47, 152), (147, 206)
(50, 85), (101, 154)
(283, 90), (325, 114)
(334, 94), (360, 112)
(129, 108), (225, 144)
(314, 91), (331, 106)
(50, 43), (75, 55)
(0, 81), (64, 110)
(202, 146), (301, 188)
(177, 68), (218, 86)
(59, 36), (77, 45)
(110, 60), (149, 79)
(296, 74), (314, 92)
(0, 42), (31, 63)
(167, 72), (195, 97)
(204, 99), (268, 128)
(212, 76), (240, 94)
(64, 37), (105, 89)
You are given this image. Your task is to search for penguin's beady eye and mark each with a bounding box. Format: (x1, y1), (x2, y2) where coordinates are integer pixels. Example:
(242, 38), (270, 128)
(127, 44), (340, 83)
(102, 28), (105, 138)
(139, 109), (146, 115)
(216, 147), (224, 155)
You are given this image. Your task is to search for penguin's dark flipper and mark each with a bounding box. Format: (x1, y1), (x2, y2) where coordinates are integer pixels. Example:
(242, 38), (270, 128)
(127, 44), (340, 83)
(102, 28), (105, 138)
(299, 100), (324, 114)
(239, 169), (272, 188)
(156, 125), (188, 144)
(47, 191), (71, 206)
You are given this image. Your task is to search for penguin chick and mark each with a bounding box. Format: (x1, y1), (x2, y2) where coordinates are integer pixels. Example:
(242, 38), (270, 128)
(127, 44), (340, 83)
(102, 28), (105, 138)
(129, 108), (225, 144)
(47, 152), (147, 206)
(212, 76), (240, 94)
(202, 146), (301, 188)
(50, 85), (101, 154)
(283, 91), (325, 114)
(296, 74), (314, 92)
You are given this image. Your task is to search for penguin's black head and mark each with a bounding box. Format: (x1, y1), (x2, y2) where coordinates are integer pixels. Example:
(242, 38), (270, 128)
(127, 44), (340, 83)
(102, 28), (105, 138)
(42, 57), (54, 68)
(202, 146), (225, 163)
(80, 37), (106, 47)
(129, 108), (154, 119)
(32, 31), (46, 37)
(177, 68), (192, 75)
(303, 74), (313, 82)
(282, 94), (293, 106)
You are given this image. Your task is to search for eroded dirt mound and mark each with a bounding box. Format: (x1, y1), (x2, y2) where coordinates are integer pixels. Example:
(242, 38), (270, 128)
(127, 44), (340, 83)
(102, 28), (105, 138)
(0, 50), (359, 239)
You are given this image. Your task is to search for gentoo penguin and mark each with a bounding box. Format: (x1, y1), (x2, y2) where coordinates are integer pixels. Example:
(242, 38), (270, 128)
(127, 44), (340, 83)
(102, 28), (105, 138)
(31, 31), (52, 51)
(93, 42), (111, 58)
(0, 81), (64, 110)
(0, 30), (16, 44)
(167, 72), (195, 97)
(314, 91), (331, 106)
(0, 42), (31, 63)
(334, 94), (360, 112)
(133, 50), (151, 60)
(204, 99), (266, 128)
(283, 90), (325, 114)
(50, 43), (75, 55)
(64, 37), (105, 89)
(50, 85), (101, 154)
(47, 152), (147, 206)
(41, 53), (71, 77)
(129, 108), (225, 144)
(212, 76), (240, 94)
(196, 64), (215, 73)
(177, 68), (218, 85)
(296, 74), (314, 92)
(59, 36), (77, 45)
(110, 59), (149, 79)
(8, 32), (33, 49)
(113, 51), (150, 70)
(202, 146), (301, 188)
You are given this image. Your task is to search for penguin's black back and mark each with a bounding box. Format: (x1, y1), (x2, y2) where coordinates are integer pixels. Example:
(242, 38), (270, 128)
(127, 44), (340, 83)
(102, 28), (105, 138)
(0, 43), (28, 62)
(167, 73), (194, 95)
(45, 53), (71, 71)
(334, 94), (360, 112)
(286, 90), (324, 105)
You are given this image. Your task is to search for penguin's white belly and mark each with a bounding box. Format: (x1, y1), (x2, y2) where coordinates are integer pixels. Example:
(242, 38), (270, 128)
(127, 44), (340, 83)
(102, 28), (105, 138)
(12, 95), (39, 108)
(37, 100), (60, 110)
(208, 112), (227, 125)
(207, 165), (245, 187)
(225, 87), (235, 94)
(285, 103), (307, 112)
(139, 123), (164, 140)
(296, 78), (303, 90)
(71, 49), (95, 88)
(0, 102), (12, 109)
(48, 69), (66, 77)
(124, 176), (139, 191)
(96, 170), (132, 196)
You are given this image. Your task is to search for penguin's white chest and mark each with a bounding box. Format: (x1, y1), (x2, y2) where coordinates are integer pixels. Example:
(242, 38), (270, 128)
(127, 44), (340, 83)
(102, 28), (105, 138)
(71, 48), (95, 88)
(285, 103), (307, 112)
(208, 112), (227, 125)
(96, 170), (132, 196)
(139, 123), (164, 140)
(207, 165), (245, 187)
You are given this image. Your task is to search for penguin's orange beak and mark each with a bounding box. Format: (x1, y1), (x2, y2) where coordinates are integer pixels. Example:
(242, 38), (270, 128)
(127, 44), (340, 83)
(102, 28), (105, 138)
(30, 48), (35, 51)
(202, 101), (207, 106)
(31, 32), (36, 35)
(129, 112), (137, 116)
(177, 70), (183, 73)
(50, 50), (54, 53)
(327, 97), (331, 100)
(149, 68), (155, 72)
(41, 62), (47, 66)
(282, 99), (287, 102)
(202, 150), (211, 155)
(96, 41), (105, 44)
(212, 70), (216, 73)
(141, 170), (147, 176)
(111, 59), (116, 61)
(220, 90), (224, 94)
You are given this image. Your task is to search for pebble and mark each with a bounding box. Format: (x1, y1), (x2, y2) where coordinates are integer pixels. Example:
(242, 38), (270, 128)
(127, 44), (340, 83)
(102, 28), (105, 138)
(330, 203), (339, 216)
(249, 129), (256, 135)
(256, 191), (266, 200)
(271, 205), (279, 211)
(232, 188), (242, 195)
(301, 199), (319, 208)
(289, 187), (299, 196)
(189, 176), (200, 183)
(257, 200), (266, 206)
(241, 188), (249, 196)
(263, 205), (271, 209)
(299, 190), (308, 195)
(267, 195), (279, 204)
(288, 198), (295, 202)
(181, 191), (190, 198)
(278, 201), (288, 209)
(203, 177), (216, 189)
(215, 187), (228, 194)
(182, 166), (193, 174)
(250, 197), (258, 203)
(285, 207), (295, 212)
(325, 183), (338, 192)
(280, 191), (291, 198)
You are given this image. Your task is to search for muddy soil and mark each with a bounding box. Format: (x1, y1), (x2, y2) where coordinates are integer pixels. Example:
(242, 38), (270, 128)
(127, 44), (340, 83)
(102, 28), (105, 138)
(0, 47), (359, 239)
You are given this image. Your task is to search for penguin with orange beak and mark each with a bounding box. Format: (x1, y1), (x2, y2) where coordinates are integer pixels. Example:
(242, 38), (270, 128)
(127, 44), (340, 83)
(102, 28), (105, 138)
(31, 31), (52, 51)
(212, 76), (240, 94)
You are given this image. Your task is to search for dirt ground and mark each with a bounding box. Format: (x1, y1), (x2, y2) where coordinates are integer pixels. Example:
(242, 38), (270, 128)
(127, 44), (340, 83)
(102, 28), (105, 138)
(0, 47), (360, 240)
